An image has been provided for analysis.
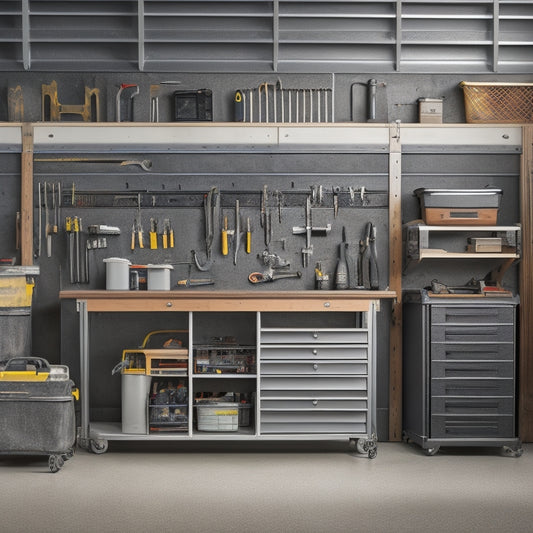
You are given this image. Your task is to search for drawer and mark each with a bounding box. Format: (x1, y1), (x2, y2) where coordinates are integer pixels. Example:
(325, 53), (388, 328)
(431, 414), (515, 439)
(260, 376), (367, 392)
(431, 378), (515, 397)
(431, 397), (515, 416)
(260, 421), (367, 434)
(260, 410), (367, 434)
(431, 342), (515, 362)
(261, 360), (367, 376)
(431, 306), (514, 325)
(260, 328), (367, 344)
(430, 324), (514, 343)
(431, 361), (514, 379)
(260, 345), (367, 360)
(260, 389), (367, 400)
(261, 398), (367, 410)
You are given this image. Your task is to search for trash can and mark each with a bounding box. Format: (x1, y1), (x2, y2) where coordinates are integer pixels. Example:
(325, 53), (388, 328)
(0, 267), (38, 358)
(112, 351), (151, 434)
(0, 356), (77, 473)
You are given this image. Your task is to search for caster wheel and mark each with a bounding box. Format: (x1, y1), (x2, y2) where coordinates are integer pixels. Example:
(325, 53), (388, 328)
(502, 445), (523, 458)
(49, 455), (64, 473)
(368, 448), (377, 459)
(62, 448), (74, 461)
(424, 447), (439, 456)
(89, 439), (109, 455)
(356, 439), (368, 454)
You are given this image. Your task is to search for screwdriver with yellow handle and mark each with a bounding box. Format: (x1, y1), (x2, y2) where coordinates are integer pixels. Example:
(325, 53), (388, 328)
(221, 216), (229, 256)
(169, 220), (174, 248)
(246, 217), (251, 254)
(149, 218), (158, 249)
(162, 219), (168, 249)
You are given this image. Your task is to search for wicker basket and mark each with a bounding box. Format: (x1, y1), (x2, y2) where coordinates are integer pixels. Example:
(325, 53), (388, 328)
(460, 81), (533, 124)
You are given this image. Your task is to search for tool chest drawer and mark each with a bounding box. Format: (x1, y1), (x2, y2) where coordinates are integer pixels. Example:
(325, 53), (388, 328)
(260, 410), (367, 434)
(260, 328), (368, 345)
(260, 345), (367, 360)
(431, 378), (515, 397)
(260, 389), (367, 399)
(430, 342), (515, 362)
(431, 397), (515, 416)
(261, 398), (367, 410)
(431, 360), (514, 379)
(430, 324), (514, 343)
(260, 376), (367, 391)
(431, 306), (514, 325)
(261, 360), (367, 376)
(431, 415), (514, 438)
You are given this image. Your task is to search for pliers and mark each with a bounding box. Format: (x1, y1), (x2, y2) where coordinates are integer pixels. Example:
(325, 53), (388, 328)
(359, 222), (379, 290)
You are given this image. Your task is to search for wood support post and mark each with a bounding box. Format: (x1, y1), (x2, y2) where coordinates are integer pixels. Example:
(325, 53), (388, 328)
(388, 122), (403, 441)
(20, 123), (33, 266)
(519, 125), (533, 442)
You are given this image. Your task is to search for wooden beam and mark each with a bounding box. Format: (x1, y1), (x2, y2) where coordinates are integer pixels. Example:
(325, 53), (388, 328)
(519, 125), (533, 442)
(59, 290), (396, 314)
(389, 122), (403, 441)
(20, 123), (33, 266)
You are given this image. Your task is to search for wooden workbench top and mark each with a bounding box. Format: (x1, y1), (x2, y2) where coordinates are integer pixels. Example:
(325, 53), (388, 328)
(60, 290), (396, 313)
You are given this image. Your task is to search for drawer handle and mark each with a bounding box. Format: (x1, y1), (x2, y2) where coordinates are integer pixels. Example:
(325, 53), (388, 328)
(312, 400), (318, 406)
(313, 363), (319, 371)
(313, 332), (319, 339)
(312, 349), (318, 355)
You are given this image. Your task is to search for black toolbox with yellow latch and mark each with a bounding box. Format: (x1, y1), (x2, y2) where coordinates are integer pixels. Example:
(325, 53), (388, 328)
(0, 357), (78, 472)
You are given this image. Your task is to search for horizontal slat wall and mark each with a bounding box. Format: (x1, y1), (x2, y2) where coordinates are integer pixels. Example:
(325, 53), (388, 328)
(0, 1), (532, 73)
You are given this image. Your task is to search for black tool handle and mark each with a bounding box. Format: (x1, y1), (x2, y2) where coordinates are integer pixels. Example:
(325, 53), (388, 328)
(234, 90), (245, 122)
(5, 357), (51, 373)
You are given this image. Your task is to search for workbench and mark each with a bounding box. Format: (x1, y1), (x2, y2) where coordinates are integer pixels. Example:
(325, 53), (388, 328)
(60, 290), (395, 457)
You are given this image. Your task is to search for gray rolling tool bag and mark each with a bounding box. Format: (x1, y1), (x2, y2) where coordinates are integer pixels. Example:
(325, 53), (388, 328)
(0, 357), (77, 472)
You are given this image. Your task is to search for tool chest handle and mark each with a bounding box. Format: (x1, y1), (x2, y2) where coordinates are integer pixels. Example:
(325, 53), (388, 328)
(5, 357), (51, 373)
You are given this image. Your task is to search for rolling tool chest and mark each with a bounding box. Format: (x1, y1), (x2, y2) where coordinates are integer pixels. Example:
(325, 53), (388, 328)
(0, 357), (77, 472)
(402, 290), (522, 457)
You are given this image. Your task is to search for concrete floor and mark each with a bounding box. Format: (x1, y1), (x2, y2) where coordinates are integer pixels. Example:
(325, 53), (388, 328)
(0, 441), (531, 533)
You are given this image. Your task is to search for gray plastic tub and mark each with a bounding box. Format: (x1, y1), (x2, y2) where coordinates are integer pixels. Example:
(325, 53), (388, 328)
(0, 373), (76, 472)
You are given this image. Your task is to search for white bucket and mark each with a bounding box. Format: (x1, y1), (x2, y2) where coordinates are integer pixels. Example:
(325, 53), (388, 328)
(146, 264), (174, 290)
(103, 258), (131, 290)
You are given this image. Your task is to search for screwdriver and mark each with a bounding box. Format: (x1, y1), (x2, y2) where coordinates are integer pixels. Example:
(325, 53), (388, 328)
(169, 220), (174, 248)
(162, 219), (168, 249)
(246, 217), (251, 254)
(149, 218), (158, 249)
(221, 216), (229, 256)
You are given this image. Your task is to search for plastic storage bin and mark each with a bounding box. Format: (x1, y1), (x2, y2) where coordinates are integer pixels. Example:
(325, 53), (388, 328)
(414, 188), (503, 226)
(0, 357), (77, 472)
(0, 267), (37, 358)
(196, 402), (239, 432)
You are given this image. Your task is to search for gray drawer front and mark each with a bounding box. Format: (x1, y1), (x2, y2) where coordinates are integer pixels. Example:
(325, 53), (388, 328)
(430, 325), (513, 343)
(261, 360), (367, 376)
(431, 378), (514, 397)
(260, 329), (367, 344)
(431, 361), (514, 379)
(431, 306), (514, 325)
(431, 397), (515, 416)
(431, 342), (514, 362)
(261, 422), (367, 434)
(261, 376), (367, 391)
(260, 345), (367, 360)
(261, 399), (367, 410)
(431, 415), (514, 439)
(261, 410), (366, 434)
(260, 389), (367, 400)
